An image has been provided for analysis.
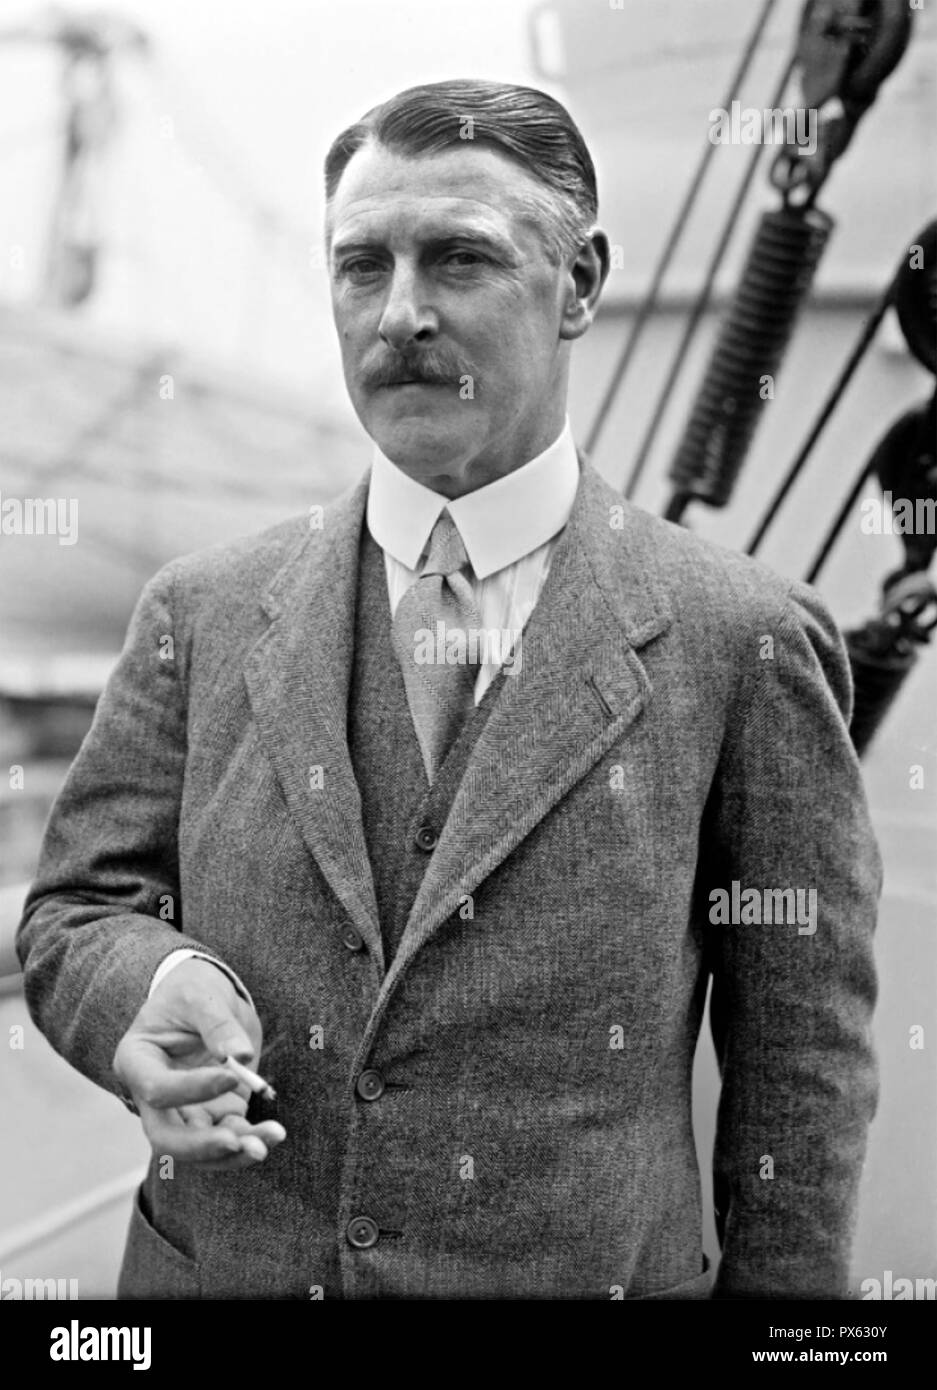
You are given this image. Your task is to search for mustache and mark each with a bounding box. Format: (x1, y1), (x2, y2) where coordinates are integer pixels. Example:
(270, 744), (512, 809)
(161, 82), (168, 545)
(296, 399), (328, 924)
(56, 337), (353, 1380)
(360, 348), (472, 389)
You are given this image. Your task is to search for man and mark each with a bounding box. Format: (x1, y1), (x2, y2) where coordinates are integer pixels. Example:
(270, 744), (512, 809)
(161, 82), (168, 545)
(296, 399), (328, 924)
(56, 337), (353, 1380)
(17, 79), (880, 1300)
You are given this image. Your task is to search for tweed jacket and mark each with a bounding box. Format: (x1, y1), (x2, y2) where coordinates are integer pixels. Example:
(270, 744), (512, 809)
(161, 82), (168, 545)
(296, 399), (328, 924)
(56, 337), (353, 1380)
(17, 455), (880, 1300)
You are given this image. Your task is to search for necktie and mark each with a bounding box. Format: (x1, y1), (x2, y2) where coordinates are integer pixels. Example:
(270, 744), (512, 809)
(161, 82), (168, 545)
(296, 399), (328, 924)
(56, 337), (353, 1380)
(390, 511), (483, 783)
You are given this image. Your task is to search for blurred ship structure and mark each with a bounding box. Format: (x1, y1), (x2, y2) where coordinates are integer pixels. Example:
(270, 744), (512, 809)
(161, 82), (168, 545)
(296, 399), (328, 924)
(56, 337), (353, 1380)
(0, 6), (361, 695)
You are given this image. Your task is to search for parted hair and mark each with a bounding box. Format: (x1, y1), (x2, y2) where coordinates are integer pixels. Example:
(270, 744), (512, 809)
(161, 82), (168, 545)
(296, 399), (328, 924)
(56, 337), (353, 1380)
(324, 78), (598, 262)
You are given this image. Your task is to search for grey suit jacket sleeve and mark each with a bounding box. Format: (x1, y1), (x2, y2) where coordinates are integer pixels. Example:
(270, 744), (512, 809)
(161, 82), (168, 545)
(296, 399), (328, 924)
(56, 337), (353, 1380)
(16, 561), (217, 1096)
(704, 578), (881, 1299)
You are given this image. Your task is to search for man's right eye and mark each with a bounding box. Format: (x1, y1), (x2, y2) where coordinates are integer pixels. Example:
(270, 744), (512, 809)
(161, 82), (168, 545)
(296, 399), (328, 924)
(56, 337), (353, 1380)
(340, 258), (384, 279)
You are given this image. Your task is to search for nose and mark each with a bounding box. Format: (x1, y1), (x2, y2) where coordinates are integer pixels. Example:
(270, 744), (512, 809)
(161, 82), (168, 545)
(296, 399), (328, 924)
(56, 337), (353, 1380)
(377, 264), (437, 351)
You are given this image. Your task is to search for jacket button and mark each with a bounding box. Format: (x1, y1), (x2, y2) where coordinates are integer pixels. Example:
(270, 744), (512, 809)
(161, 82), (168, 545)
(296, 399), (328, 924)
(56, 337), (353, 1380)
(341, 925), (365, 952)
(414, 824), (438, 852)
(346, 1215), (379, 1249)
(356, 1069), (385, 1101)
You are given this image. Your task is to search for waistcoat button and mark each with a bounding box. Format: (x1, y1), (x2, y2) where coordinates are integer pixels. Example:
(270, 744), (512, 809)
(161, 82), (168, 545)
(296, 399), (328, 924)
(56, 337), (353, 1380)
(414, 824), (438, 852)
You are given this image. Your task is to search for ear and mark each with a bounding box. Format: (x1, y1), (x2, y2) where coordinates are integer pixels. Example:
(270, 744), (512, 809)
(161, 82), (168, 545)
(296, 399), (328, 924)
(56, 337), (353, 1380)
(559, 229), (610, 341)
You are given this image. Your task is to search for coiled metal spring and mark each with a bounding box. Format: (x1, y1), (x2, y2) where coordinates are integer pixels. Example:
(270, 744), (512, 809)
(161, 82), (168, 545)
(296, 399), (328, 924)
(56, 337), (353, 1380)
(668, 205), (834, 512)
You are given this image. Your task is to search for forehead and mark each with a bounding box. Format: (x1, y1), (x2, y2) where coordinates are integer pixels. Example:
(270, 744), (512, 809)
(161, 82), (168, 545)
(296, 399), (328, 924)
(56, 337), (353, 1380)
(327, 142), (549, 248)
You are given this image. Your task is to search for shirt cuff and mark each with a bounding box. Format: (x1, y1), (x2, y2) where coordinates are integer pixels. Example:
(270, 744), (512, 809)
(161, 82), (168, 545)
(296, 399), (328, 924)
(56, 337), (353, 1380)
(148, 949), (255, 1010)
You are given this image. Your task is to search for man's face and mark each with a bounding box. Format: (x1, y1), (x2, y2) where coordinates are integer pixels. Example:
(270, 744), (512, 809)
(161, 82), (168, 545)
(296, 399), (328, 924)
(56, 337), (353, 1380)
(327, 142), (593, 496)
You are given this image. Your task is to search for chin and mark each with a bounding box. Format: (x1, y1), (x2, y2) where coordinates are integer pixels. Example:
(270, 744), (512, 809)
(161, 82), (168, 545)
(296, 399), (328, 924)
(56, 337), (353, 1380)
(367, 411), (480, 478)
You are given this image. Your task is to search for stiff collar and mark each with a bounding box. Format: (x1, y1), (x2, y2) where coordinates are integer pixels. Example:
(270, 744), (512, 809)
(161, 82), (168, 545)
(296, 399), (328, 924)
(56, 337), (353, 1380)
(366, 416), (579, 579)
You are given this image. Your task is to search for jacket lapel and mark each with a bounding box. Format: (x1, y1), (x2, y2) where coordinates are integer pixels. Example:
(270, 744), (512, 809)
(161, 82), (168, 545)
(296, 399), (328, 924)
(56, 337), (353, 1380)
(243, 469), (384, 961)
(387, 457), (673, 979)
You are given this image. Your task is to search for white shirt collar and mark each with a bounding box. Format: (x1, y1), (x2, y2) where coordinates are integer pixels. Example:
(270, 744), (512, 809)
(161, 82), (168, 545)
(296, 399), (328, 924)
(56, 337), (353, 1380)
(366, 416), (579, 580)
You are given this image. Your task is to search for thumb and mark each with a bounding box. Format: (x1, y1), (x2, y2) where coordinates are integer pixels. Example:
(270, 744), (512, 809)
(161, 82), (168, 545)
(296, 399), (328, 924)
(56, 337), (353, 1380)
(187, 992), (256, 1065)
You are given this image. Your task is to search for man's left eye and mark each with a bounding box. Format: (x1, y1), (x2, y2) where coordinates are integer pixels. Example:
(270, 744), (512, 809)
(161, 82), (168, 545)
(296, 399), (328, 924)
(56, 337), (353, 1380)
(442, 251), (484, 268)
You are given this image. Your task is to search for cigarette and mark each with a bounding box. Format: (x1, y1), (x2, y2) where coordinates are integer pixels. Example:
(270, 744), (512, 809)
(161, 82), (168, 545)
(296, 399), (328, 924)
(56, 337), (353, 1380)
(224, 1054), (276, 1101)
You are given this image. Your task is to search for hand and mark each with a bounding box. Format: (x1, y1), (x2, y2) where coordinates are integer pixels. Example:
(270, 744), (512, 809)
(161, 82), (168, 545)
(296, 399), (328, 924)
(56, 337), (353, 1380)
(112, 958), (286, 1171)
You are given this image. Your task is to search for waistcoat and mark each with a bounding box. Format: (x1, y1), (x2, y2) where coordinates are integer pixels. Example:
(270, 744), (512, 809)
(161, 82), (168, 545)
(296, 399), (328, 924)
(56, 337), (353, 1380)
(347, 528), (508, 965)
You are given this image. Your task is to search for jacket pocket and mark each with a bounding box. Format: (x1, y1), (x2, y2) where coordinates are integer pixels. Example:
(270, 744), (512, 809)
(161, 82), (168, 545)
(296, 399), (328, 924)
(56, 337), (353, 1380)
(117, 1184), (201, 1300)
(631, 1255), (712, 1300)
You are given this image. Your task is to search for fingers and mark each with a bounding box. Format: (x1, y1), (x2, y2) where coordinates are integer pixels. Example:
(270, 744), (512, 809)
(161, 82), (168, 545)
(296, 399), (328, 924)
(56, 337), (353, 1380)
(116, 1036), (240, 1109)
(141, 1104), (287, 1170)
(140, 1103), (243, 1163)
(217, 1114), (288, 1162)
(186, 1091), (250, 1124)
